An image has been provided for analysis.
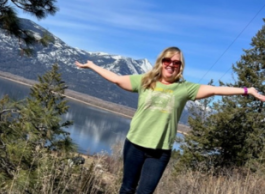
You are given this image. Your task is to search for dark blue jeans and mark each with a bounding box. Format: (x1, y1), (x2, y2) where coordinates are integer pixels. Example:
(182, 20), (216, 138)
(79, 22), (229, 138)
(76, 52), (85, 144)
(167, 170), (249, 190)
(119, 139), (171, 194)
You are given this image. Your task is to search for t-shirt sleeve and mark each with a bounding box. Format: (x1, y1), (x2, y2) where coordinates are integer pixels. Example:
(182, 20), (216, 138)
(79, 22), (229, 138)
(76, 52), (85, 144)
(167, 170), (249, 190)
(129, 74), (143, 92)
(185, 81), (200, 101)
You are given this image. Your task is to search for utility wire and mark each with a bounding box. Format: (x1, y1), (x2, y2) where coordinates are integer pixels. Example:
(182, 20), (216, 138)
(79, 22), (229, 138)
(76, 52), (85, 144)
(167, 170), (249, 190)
(197, 3), (265, 84)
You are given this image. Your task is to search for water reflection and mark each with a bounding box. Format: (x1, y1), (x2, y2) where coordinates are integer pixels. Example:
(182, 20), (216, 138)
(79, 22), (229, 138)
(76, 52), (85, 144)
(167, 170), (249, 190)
(63, 100), (130, 154)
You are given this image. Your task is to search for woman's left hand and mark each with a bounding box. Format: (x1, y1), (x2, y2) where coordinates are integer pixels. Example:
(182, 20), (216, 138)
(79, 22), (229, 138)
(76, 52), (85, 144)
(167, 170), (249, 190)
(248, 87), (265, 101)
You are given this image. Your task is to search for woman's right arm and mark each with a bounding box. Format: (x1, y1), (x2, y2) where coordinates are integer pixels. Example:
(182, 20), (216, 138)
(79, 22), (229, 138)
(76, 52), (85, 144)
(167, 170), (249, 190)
(75, 60), (133, 91)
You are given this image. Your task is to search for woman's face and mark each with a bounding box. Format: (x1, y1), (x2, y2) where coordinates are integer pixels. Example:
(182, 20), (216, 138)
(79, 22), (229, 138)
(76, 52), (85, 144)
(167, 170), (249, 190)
(160, 53), (181, 84)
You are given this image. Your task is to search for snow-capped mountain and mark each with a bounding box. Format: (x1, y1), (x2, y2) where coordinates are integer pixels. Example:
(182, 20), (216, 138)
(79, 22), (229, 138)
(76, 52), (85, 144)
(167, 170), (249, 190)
(0, 18), (152, 108)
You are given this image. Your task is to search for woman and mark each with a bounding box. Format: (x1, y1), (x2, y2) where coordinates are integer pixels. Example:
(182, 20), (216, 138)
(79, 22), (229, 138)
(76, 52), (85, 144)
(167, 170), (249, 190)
(75, 47), (265, 194)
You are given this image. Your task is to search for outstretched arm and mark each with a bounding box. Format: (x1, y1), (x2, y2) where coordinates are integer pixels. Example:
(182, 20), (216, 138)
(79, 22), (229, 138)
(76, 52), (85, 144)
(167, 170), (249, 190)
(75, 60), (133, 91)
(196, 85), (265, 101)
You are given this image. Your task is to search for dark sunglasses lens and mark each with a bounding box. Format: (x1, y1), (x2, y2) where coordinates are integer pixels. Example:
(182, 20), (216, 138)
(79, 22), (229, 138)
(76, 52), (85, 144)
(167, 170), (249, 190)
(173, 61), (182, 66)
(162, 58), (171, 65)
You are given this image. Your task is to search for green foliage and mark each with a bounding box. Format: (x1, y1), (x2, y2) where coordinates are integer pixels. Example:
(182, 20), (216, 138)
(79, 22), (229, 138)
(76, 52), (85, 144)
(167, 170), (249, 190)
(0, 64), (77, 192)
(0, 0), (57, 56)
(175, 19), (265, 173)
(25, 64), (76, 152)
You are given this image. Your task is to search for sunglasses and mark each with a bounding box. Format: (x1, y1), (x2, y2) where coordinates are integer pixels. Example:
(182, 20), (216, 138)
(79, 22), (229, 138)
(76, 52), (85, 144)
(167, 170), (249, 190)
(162, 58), (182, 68)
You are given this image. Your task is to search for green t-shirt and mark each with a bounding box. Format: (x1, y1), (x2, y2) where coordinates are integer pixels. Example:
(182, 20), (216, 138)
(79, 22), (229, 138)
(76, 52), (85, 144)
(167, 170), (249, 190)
(127, 74), (200, 150)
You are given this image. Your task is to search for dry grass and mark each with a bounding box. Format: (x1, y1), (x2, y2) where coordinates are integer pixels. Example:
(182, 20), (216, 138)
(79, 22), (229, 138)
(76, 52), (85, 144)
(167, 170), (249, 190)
(83, 143), (265, 194)
(155, 164), (265, 194)
(3, 142), (265, 194)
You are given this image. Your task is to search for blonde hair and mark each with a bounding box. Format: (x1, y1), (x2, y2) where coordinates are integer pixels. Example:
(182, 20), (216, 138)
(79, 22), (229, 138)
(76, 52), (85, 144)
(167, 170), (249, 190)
(141, 46), (185, 90)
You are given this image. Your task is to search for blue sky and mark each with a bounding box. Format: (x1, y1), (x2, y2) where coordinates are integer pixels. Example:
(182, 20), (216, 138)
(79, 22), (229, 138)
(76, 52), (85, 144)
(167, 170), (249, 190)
(17, 0), (265, 85)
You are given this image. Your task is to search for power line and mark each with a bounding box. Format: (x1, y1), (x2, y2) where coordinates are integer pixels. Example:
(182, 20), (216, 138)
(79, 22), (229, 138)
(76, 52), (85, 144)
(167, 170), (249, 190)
(197, 3), (265, 84)
(218, 67), (233, 81)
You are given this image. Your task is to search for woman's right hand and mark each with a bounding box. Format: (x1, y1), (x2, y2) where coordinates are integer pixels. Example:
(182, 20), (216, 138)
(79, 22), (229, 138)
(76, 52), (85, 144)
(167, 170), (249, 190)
(74, 60), (133, 91)
(75, 60), (94, 69)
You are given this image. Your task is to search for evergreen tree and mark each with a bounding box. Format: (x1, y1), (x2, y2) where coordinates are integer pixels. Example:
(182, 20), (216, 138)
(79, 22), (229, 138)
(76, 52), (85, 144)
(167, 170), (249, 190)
(0, 95), (20, 179)
(0, 0), (57, 55)
(0, 64), (76, 190)
(24, 64), (76, 152)
(176, 19), (265, 172)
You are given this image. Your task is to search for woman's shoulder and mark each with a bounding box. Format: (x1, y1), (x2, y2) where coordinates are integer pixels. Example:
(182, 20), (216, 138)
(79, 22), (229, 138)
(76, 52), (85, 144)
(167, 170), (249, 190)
(130, 74), (144, 77)
(130, 74), (145, 81)
(177, 80), (200, 89)
(178, 79), (198, 84)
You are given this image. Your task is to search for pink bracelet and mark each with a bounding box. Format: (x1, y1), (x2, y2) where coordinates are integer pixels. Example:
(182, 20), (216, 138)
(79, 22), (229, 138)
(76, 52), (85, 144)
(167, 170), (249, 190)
(243, 87), (248, 96)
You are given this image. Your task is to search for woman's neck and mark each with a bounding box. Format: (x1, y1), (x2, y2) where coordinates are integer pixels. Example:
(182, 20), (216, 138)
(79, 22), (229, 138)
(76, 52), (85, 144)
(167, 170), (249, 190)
(159, 79), (173, 85)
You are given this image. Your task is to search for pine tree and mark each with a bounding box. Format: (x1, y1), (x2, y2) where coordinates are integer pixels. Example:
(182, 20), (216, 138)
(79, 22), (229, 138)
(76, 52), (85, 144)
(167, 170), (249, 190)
(24, 64), (76, 152)
(0, 0), (57, 55)
(0, 64), (76, 190)
(176, 19), (265, 172)
(0, 95), (20, 179)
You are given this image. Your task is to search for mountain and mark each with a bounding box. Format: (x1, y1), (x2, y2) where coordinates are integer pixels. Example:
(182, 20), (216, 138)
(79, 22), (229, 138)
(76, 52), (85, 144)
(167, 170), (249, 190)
(0, 18), (153, 108)
(0, 18), (192, 125)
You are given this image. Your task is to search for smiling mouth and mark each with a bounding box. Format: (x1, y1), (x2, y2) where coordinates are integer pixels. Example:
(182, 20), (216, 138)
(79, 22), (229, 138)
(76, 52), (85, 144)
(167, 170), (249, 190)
(165, 67), (177, 72)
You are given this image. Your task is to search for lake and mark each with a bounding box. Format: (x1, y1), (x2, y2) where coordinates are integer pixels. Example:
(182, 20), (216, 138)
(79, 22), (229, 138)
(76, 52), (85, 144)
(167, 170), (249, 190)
(0, 77), (182, 154)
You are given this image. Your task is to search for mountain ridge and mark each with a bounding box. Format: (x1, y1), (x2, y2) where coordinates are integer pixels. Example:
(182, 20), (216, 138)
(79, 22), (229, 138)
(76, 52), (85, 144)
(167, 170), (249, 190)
(0, 18), (152, 108)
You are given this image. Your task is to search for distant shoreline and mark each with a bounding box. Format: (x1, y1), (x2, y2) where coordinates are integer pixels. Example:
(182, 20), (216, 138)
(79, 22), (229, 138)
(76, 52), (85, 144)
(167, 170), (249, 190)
(0, 71), (136, 118)
(0, 71), (191, 134)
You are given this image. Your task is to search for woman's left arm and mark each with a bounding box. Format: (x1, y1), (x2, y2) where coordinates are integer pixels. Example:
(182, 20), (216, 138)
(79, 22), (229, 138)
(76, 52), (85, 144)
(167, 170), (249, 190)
(196, 85), (265, 101)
